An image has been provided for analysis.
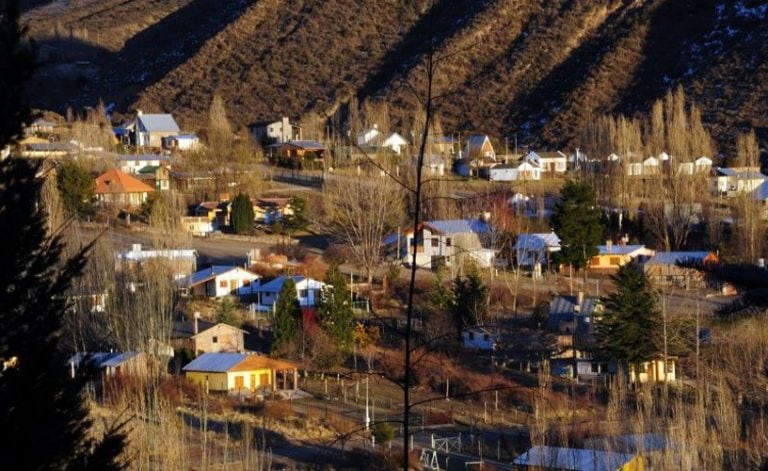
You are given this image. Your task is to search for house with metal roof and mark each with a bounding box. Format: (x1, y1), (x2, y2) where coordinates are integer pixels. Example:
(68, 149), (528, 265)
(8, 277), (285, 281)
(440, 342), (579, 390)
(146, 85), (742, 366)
(266, 140), (326, 168)
(524, 150), (568, 174)
(642, 251), (718, 288)
(69, 351), (148, 378)
(513, 445), (642, 471)
(123, 112), (181, 148)
(402, 218), (495, 270)
(116, 243), (198, 279)
(253, 275), (325, 311)
(94, 168), (155, 207)
(464, 134), (495, 160)
(182, 352), (298, 393)
(178, 266), (261, 298)
(249, 116), (301, 144)
(712, 166), (766, 196)
(514, 232), (561, 269)
(588, 242), (654, 273)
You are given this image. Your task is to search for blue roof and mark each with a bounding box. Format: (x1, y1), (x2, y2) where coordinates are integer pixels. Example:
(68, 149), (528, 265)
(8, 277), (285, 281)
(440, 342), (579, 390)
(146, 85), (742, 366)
(255, 275), (305, 293)
(514, 232), (561, 249)
(752, 181), (768, 201)
(182, 352), (247, 372)
(645, 251), (713, 266)
(137, 114), (180, 133)
(425, 219), (489, 235)
(69, 351), (141, 369)
(513, 446), (636, 471)
(597, 244), (647, 256)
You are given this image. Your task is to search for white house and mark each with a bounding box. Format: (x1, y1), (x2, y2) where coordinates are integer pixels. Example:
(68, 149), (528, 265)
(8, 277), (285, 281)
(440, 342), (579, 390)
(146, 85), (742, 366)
(254, 275), (325, 311)
(116, 243), (198, 279)
(642, 156), (659, 174)
(524, 151), (567, 174)
(357, 125), (409, 155)
(162, 134), (200, 151)
(694, 156), (713, 173)
(514, 232), (561, 269)
(249, 116), (301, 144)
(179, 266), (261, 298)
(713, 167), (766, 196)
(116, 154), (171, 174)
(127, 113), (181, 148)
(403, 219), (493, 270)
(485, 160), (542, 181)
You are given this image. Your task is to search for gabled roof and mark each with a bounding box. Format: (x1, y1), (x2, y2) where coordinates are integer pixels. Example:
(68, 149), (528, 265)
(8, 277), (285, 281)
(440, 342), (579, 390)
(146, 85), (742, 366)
(424, 219), (490, 235)
(70, 351), (141, 369)
(644, 251), (715, 266)
(253, 275), (321, 293)
(513, 445), (636, 471)
(514, 232), (561, 250)
(95, 168), (155, 194)
(137, 114), (180, 133)
(179, 265), (259, 288)
(751, 181), (768, 201)
(548, 295), (601, 330)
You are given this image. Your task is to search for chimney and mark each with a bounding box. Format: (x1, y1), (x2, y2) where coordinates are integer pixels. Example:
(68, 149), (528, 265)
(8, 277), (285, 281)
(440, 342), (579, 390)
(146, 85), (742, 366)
(606, 240), (613, 252)
(577, 290), (584, 307)
(136, 109), (143, 116)
(193, 311), (200, 335)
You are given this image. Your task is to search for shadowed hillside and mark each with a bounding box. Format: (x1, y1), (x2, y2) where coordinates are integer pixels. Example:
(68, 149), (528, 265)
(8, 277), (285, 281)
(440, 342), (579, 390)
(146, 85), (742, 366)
(22, 0), (768, 149)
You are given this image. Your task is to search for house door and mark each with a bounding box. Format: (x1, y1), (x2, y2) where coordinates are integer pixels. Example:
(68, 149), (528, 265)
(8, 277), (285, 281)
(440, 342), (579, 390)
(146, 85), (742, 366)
(260, 373), (270, 387)
(234, 375), (244, 389)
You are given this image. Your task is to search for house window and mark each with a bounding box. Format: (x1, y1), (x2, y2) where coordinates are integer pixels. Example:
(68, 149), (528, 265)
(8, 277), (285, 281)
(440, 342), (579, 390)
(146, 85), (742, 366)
(219, 280), (227, 288)
(590, 257), (600, 266)
(212, 336), (218, 344)
(299, 289), (308, 298)
(446, 238), (452, 247)
(610, 257), (621, 266)
(431, 238), (439, 247)
(591, 363), (599, 373)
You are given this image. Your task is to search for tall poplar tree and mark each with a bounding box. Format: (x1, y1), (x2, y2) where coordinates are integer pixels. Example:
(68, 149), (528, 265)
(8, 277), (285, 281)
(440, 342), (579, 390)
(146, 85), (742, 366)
(0, 1), (126, 468)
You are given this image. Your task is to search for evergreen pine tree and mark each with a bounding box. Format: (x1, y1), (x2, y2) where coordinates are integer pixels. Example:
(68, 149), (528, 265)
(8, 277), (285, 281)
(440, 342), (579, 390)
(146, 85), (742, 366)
(596, 264), (662, 371)
(551, 180), (604, 270)
(57, 160), (95, 216)
(452, 268), (488, 332)
(230, 192), (254, 234)
(0, 3), (126, 467)
(317, 264), (354, 352)
(283, 195), (309, 234)
(271, 277), (300, 353)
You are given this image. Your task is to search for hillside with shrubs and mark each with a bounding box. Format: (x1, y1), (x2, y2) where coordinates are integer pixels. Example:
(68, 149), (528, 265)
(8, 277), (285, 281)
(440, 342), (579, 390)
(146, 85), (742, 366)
(22, 0), (768, 148)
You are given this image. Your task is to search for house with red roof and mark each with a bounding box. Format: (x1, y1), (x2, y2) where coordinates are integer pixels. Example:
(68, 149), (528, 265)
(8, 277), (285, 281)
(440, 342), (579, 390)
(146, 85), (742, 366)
(94, 168), (155, 207)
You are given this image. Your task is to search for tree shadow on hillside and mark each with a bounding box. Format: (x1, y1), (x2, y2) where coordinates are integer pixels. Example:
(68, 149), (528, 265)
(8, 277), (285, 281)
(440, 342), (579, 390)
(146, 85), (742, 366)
(357, 0), (492, 101)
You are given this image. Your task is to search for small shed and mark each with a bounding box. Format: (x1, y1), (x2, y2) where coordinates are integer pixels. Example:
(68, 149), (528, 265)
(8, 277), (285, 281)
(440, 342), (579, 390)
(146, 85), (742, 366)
(182, 352), (298, 393)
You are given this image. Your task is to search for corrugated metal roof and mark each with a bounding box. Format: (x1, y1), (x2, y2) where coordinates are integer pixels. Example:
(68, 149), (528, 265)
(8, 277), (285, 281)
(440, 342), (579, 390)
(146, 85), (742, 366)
(100, 351), (141, 367)
(255, 275), (306, 293)
(425, 219), (489, 235)
(597, 244), (647, 256)
(182, 352), (248, 372)
(645, 251), (713, 266)
(514, 232), (561, 249)
(752, 181), (768, 201)
(137, 114), (180, 133)
(548, 295), (600, 330)
(513, 445), (636, 471)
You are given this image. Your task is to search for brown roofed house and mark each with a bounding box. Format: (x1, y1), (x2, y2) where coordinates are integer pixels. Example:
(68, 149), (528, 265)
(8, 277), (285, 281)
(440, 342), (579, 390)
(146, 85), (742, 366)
(95, 168), (155, 207)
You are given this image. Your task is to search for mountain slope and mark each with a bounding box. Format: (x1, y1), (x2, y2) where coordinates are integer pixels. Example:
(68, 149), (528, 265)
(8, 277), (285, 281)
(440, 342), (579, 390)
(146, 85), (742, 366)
(22, 0), (768, 150)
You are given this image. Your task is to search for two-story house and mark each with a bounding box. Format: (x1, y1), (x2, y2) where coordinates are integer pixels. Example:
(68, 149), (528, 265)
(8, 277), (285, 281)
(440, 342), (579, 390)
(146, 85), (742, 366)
(402, 219), (494, 270)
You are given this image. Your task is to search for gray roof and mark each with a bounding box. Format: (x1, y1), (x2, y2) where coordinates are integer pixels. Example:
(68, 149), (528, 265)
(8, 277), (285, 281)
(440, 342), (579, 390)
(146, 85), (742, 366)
(644, 251), (713, 266)
(116, 154), (171, 162)
(513, 445), (636, 471)
(69, 351), (141, 369)
(424, 219), (490, 235)
(255, 275), (306, 293)
(514, 232), (561, 250)
(26, 142), (78, 152)
(179, 265), (258, 287)
(752, 181), (768, 201)
(597, 244), (647, 256)
(548, 295), (600, 331)
(182, 352), (248, 372)
(137, 114), (180, 133)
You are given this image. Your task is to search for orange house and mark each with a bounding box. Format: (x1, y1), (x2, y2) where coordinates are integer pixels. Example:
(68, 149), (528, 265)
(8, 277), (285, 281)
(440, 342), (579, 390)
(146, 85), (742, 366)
(95, 168), (155, 207)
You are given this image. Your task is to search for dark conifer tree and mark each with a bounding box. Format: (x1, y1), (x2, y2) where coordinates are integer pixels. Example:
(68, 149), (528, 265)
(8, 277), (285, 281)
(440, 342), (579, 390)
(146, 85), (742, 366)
(596, 264), (662, 371)
(0, 1), (126, 468)
(317, 264), (355, 352)
(272, 277), (300, 353)
(551, 180), (604, 270)
(230, 192), (254, 234)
